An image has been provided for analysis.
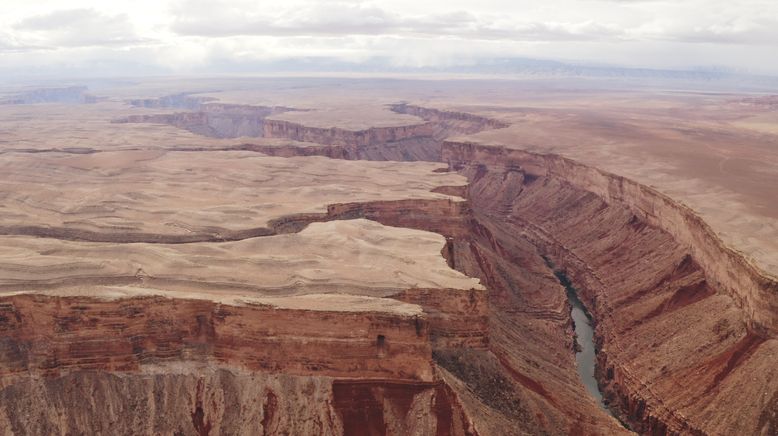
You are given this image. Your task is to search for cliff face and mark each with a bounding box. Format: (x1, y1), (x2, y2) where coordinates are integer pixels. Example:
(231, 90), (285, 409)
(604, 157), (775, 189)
(389, 104), (509, 140)
(263, 119), (433, 147)
(0, 188), (487, 435)
(276, 198), (491, 351)
(320, 180), (626, 434)
(442, 140), (778, 435)
(0, 293), (432, 381)
(443, 141), (778, 335)
(0, 368), (475, 436)
(248, 105), (509, 161)
(115, 104), (293, 139)
(0, 292), (478, 435)
(114, 100), (508, 163)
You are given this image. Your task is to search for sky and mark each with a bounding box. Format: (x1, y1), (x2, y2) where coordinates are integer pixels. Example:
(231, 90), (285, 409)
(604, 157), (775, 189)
(1, 0), (777, 78)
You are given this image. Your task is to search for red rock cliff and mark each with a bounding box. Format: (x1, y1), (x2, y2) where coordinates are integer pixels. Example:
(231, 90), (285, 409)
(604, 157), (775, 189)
(442, 139), (778, 435)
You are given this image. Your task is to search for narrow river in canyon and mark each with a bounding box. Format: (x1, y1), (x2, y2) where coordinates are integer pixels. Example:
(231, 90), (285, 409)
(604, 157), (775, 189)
(568, 291), (610, 410)
(555, 270), (613, 414)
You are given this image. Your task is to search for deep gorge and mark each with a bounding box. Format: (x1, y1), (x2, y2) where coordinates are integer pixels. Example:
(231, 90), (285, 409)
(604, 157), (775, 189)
(3, 97), (776, 435)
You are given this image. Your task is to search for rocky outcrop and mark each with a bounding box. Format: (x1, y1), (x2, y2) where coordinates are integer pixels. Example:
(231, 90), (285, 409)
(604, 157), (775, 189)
(253, 197), (493, 352)
(0, 367), (476, 435)
(392, 288), (488, 350)
(239, 137), (443, 162)
(263, 119), (433, 147)
(0, 293), (431, 381)
(114, 104), (294, 138)
(389, 104), (509, 139)
(333, 379), (477, 436)
(254, 105), (509, 160)
(0, 291), (479, 435)
(0, 193), (487, 434)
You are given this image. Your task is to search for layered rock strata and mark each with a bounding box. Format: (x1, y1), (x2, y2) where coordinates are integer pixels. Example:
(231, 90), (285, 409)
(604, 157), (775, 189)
(0, 292), (431, 381)
(112, 99), (508, 162)
(442, 140), (778, 435)
(115, 105), (294, 139)
(0, 291), (476, 435)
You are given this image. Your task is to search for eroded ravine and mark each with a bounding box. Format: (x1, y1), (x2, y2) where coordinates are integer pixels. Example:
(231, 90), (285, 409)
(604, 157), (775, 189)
(444, 139), (778, 435)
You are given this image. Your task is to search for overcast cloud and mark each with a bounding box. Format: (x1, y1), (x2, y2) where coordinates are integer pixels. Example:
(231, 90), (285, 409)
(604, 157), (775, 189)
(0, 0), (776, 77)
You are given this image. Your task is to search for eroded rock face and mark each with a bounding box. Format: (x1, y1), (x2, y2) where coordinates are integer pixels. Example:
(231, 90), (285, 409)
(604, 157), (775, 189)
(263, 119), (433, 147)
(115, 105), (293, 139)
(444, 141), (778, 336)
(0, 369), (342, 436)
(0, 290), (481, 435)
(443, 140), (778, 435)
(0, 293), (432, 381)
(0, 367), (473, 436)
(112, 99), (508, 163)
(389, 104), (509, 140)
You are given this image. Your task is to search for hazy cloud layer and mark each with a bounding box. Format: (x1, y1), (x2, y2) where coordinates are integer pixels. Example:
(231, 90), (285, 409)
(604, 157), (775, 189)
(0, 0), (776, 77)
(171, 3), (623, 42)
(14, 8), (146, 47)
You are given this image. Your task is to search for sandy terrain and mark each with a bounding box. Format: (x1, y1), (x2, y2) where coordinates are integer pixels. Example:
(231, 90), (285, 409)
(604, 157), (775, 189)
(0, 218), (481, 296)
(0, 87), (482, 326)
(0, 149), (465, 237)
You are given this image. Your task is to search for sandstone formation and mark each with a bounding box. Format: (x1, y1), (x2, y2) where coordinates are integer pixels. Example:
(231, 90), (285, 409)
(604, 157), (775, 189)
(440, 140), (778, 435)
(0, 150), (466, 242)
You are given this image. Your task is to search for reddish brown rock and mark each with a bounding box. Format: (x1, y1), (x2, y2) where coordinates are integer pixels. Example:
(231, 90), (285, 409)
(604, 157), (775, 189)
(443, 139), (778, 435)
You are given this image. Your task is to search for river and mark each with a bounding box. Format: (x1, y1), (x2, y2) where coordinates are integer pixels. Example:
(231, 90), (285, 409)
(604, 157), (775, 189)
(568, 289), (610, 410)
(553, 269), (613, 414)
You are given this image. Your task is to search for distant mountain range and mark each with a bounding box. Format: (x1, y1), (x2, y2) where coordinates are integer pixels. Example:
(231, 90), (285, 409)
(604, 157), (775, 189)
(214, 56), (733, 80)
(2, 56), (777, 92)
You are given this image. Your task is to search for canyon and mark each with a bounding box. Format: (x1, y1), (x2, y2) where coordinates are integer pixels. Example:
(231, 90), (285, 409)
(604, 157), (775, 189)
(0, 78), (776, 435)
